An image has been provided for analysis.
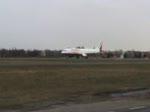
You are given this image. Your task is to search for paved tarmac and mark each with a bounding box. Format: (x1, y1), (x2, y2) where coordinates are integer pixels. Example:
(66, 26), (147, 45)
(116, 106), (150, 112)
(1, 99), (150, 112)
(28, 100), (150, 112)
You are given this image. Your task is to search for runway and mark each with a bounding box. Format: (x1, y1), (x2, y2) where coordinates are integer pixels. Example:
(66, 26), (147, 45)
(29, 100), (150, 112)
(0, 58), (149, 66)
(0, 61), (150, 66)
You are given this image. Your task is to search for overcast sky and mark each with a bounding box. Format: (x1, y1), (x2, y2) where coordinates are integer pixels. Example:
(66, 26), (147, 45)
(0, 0), (150, 51)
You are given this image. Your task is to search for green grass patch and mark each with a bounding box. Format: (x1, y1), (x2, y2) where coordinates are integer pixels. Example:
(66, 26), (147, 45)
(0, 58), (149, 108)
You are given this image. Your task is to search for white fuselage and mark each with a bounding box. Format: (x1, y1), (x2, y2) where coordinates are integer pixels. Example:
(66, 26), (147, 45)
(61, 48), (100, 58)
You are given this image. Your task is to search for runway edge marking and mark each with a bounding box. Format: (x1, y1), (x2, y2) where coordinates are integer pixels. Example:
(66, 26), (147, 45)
(129, 106), (146, 110)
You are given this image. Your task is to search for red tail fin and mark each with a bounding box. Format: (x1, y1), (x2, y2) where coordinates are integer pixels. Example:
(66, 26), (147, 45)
(99, 41), (103, 52)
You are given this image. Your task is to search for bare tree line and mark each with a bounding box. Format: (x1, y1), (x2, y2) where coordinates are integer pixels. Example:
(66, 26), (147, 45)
(0, 48), (149, 58)
(0, 49), (61, 58)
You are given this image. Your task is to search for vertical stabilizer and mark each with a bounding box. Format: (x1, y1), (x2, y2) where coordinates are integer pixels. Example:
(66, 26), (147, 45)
(99, 41), (103, 52)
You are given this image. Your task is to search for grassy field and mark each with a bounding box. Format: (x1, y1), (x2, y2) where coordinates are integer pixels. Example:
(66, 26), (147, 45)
(0, 58), (149, 108)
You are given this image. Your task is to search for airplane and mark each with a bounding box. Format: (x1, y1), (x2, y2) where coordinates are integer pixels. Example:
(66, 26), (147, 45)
(61, 42), (103, 59)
